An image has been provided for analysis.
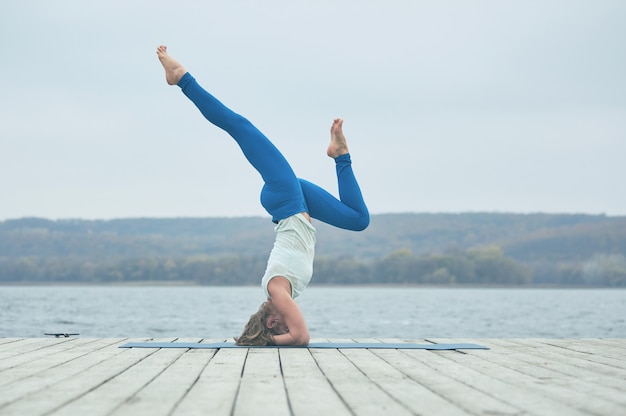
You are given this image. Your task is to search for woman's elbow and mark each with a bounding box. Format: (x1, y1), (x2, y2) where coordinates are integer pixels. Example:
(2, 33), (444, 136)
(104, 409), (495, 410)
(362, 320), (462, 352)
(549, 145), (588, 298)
(295, 333), (310, 346)
(292, 329), (309, 346)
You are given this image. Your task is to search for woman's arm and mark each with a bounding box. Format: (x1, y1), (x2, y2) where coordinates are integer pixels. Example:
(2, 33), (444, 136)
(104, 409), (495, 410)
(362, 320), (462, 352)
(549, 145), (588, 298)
(267, 277), (310, 346)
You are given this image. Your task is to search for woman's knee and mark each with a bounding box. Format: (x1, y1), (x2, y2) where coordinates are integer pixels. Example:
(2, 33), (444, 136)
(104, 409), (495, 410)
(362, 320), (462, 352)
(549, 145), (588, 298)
(352, 213), (370, 231)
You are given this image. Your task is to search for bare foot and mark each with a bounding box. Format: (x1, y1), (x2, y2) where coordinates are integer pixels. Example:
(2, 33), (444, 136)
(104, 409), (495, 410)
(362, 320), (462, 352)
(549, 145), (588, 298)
(327, 118), (350, 158)
(156, 45), (186, 85)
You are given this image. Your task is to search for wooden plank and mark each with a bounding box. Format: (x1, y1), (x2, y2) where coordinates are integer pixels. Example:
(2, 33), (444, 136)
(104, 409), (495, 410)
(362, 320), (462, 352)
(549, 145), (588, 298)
(0, 338), (74, 357)
(511, 337), (625, 355)
(311, 347), (415, 416)
(374, 348), (525, 415)
(343, 338), (468, 415)
(416, 347), (590, 415)
(51, 338), (208, 416)
(0, 338), (23, 346)
(485, 339), (626, 406)
(0, 338), (160, 415)
(0, 338), (129, 402)
(0, 338), (107, 375)
(234, 348), (290, 416)
(279, 347), (352, 416)
(488, 339), (626, 384)
(0, 338), (46, 350)
(579, 338), (625, 347)
(108, 339), (212, 416)
(433, 338), (626, 415)
(1, 338), (625, 416)
(508, 339), (626, 378)
(358, 338), (517, 414)
(531, 338), (626, 366)
(341, 347), (468, 416)
(172, 347), (247, 416)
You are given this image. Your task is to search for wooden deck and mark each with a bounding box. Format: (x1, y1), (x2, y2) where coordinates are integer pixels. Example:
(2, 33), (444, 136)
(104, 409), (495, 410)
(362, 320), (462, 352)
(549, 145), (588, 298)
(0, 338), (624, 415)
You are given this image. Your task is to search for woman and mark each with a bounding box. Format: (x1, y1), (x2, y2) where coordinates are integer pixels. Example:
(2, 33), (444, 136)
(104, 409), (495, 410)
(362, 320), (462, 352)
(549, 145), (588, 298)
(157, 45), (369, 345)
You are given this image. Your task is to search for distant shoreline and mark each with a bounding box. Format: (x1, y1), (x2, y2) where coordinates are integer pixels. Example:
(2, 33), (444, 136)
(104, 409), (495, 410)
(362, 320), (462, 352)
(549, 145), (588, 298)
(1, 281), (621, 290)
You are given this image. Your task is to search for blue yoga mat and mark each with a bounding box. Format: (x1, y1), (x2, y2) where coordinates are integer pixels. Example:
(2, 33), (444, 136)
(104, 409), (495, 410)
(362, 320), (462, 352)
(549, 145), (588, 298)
(119, 341), (488, 350)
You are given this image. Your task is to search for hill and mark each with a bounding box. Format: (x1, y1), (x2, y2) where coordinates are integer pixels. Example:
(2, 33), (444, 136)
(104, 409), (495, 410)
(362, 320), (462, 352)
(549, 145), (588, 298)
(1, 213), (625, 286)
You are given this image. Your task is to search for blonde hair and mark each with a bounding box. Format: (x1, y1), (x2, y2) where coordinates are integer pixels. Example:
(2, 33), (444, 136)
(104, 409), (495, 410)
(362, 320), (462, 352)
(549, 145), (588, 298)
(235, 301), (282, 346)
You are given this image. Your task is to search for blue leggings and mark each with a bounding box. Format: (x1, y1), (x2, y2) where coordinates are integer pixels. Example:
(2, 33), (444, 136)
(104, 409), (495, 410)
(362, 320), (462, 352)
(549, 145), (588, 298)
(178, 72), (369, 231)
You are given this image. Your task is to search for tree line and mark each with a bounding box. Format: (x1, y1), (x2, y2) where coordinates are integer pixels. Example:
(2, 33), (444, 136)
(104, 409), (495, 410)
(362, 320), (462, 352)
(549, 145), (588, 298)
(1, 213), (625, 286)
(2, 247), (624, 286)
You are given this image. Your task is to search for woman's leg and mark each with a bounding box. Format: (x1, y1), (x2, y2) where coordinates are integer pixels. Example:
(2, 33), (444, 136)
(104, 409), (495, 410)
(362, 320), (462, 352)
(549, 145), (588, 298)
(179, 73), (308, 221)
(299, 154), (369, 231)
(157, 46), (306, 221)
(299, 119), (369, 231)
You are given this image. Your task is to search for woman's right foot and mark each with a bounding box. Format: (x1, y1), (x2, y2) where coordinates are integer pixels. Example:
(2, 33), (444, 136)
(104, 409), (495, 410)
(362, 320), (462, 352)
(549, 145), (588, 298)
(327, 118), (350, 158)
(156, 45), (186, 85)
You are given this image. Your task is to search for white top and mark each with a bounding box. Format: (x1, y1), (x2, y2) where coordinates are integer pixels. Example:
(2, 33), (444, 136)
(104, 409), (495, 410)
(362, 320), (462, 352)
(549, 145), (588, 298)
(261, 213), (316, 299)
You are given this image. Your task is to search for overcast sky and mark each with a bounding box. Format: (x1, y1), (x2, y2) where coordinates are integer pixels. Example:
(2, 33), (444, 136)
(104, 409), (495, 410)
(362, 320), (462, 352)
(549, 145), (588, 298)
(1, 0), (624, 221)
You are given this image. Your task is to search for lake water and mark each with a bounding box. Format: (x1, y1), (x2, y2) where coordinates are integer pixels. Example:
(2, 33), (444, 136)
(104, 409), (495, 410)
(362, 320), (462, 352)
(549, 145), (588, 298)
(1, 286), (625, 339)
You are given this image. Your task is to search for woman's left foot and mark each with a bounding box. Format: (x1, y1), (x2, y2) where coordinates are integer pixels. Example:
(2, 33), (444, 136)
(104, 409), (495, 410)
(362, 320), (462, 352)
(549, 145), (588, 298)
(156, 45), (186, 85)
(327, 118), (350, 158)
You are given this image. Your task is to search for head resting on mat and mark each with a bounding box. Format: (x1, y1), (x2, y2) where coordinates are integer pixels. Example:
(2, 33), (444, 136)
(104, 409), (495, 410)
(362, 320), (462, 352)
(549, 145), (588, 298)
(235, 301), (287, 346)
